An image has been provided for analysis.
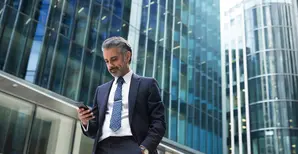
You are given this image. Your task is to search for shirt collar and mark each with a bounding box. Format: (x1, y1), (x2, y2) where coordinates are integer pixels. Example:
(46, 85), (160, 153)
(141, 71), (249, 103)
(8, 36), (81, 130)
(114, 69), (133, 85)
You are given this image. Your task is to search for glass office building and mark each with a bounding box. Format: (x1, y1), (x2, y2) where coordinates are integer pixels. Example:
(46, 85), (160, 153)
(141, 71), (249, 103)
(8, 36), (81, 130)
(222, 0), (298, 153)
(0, 0), (221, 153)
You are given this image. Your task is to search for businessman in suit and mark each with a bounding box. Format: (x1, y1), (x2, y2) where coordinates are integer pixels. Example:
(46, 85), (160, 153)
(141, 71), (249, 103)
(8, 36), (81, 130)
(77, 36), (166, 154)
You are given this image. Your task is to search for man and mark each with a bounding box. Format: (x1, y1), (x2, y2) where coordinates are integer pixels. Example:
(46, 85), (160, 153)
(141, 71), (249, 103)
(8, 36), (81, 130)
(77, 36), (166, 154)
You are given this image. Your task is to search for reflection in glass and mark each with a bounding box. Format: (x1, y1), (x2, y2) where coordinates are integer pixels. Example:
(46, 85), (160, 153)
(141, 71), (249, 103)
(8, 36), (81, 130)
(0, 92), (34, 154)
(47, 0), (63, 31)
(74, 0), (90, 45)
(72, 121), (93, 154)
(36, 29), (57, 88)
(63, 43), (83, 100)
(88, 3), (101, 50)
(61, 0), (76, 37)
(28, 107), (75, 154)
(25, 22), (46, 82)
(5, 13), (31, 76)
(145, 39), (155, 76)
(110, 15), (121, 37)
(113, 0), (123, 17)
(0, 6), (17, 69)
(50, 36), (70, 94)
(79, 50), (94, 104)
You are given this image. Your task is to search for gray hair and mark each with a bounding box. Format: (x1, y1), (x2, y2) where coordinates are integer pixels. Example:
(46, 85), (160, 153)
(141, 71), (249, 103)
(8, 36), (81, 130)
(101, 36), (132, 55)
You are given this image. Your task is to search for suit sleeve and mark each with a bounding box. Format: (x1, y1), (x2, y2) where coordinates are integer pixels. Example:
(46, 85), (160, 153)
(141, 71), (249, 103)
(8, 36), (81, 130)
(141, 79), (166, 152)
(81, 86), (99, 139)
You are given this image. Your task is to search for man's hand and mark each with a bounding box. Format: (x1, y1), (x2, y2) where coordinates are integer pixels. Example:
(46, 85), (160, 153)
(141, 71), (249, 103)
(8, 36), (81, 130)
(77, 108), (95, 126)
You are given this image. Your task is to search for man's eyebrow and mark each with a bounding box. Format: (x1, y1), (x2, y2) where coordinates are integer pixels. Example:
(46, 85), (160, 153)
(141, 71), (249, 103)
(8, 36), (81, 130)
(105, 56), (118, 61)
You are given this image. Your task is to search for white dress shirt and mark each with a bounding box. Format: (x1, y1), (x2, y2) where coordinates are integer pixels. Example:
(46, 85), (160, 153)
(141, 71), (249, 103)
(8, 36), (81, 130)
(83, 70), (133, 141)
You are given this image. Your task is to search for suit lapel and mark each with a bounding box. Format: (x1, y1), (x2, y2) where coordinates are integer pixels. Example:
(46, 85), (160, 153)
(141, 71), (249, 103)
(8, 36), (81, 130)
(98, 80), (114, 123)
(128, 74), (140, 124)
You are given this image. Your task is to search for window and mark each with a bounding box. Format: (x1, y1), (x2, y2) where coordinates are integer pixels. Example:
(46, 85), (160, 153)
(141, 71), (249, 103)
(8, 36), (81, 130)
(27, 107), (75, 153)
(0, 92), (34, 153)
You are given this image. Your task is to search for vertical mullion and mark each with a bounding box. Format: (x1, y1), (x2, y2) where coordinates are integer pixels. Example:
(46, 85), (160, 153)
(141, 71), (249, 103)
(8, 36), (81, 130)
(142, 0), (151, 76)
(24, 105), (37, 154)
(152, 0), (160, 78)
(241, 2), (251, 154)
(228, 13), (235, 154)
(161, 0), (168, 93)
(168, 0), (176, 140)
(236, 39), (243, 154)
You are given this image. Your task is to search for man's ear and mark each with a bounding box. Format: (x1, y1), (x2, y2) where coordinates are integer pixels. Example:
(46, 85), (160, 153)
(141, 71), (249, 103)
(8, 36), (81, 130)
(126, 52), (131, 62)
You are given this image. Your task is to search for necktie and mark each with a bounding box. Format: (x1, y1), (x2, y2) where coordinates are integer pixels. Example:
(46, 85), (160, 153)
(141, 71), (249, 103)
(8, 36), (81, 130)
(110, 77), (124, 132)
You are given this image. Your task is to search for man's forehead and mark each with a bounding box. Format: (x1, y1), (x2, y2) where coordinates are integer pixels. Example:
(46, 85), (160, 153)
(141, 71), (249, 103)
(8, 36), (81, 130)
(103, 47), (121, 52)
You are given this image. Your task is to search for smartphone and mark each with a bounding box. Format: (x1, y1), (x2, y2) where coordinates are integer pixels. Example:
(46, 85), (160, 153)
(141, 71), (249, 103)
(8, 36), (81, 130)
(76, 102), (90, 110)
(75, 102), (98, 114)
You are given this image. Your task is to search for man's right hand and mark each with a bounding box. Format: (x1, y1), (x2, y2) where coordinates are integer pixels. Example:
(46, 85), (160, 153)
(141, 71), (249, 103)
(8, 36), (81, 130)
(77, 108), (95, 126)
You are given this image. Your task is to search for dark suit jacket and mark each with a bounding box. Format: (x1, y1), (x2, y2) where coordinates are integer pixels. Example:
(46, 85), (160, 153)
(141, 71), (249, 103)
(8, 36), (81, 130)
(82, 74), (166, 154)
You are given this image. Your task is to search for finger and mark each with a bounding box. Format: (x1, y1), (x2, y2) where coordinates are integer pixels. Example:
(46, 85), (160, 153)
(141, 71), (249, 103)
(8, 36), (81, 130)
(77, 108), (86, 114)
(81, 112), (93, 119)
(85, 116), (95, 121)
(81, 110), (91, 115)
(81, 115), (95, 122)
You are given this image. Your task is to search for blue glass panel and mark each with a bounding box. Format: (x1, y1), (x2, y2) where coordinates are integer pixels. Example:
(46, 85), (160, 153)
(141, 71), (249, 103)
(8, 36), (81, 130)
(163, 91), (170, 138)
(8, 0), (21, 9)
(122, 0), (131, 22)
(97, 8), (110, 44)
(193, 108), (200, 149)
(148, 1), (157, 40)
(171, 54), (180, 98)
(61, 0), (76, 37)
(140, 6), (148, 33)
(0, 7), (17, 69)
(170, 99), (178, 141)
(155, 45), (163, 84)
(136, 34), (146, 75)
(36, 29), (57, 88)
(63, 43), (83, 100)
(47, 0), (63, 31)
(88, 3), (101, 50)
(25, 22), (46, 82)
(113, 0), (123, 17)
(5, 13), (31, 76)
(200, 129), (206, 152)
(109, 15), (121, 37)
(145, 39), (155, 77)
(186, 105), (194, 147)
(120, 21), (129, 39)
(178, 101), (187, 144)
(79, 50), (94, 103)
(34, 0), (50, 25)
(49, 36), (70, 94)
(74, 0), (90, 45)
(103, 0), (112, 10)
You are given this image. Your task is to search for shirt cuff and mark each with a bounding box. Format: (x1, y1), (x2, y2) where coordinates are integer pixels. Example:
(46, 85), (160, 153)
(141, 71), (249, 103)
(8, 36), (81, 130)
(81, 121), (89, 132)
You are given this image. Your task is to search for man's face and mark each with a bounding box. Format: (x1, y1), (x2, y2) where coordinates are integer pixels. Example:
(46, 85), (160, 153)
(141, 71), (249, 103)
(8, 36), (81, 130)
(103, 47), (131, 77)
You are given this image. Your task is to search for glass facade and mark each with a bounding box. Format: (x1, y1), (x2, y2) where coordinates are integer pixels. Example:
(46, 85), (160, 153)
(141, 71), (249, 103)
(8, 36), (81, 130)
(222, 0), (298, 154)
(0, 0), (222, 153)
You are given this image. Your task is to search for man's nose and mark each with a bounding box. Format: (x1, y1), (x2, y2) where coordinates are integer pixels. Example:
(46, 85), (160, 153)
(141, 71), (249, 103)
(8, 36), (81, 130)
(107, 63), (113, 69)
